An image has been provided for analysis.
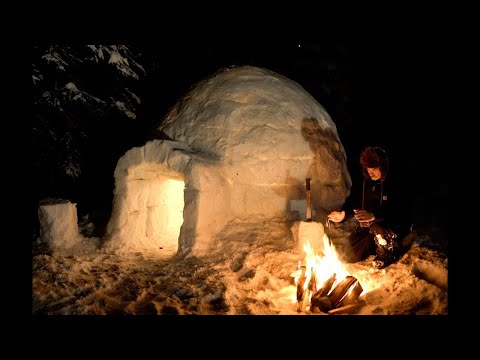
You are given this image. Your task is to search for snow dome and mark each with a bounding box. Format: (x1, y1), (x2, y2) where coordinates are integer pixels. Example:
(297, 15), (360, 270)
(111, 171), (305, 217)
(104, 66), (351, 258)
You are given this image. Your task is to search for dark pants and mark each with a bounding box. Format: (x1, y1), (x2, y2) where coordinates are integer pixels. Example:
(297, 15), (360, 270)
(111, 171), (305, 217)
(340, 227), (376, 263)
(340, 222), (409, 264)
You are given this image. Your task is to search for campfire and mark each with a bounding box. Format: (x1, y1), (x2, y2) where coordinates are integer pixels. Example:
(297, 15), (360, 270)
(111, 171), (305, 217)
(293, 234), (365, 314)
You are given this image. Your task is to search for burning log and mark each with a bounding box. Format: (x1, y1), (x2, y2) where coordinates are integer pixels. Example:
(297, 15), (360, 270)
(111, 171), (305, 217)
(297, 273), (364, 314)
(296, 264), (318, 312)
(292, 213), (365, 314)
(327, 300), (366, 315)
(296, 266), (306, 302)
(311, 297), (334, 313)
(313, 273), (337, 299)
(327, 276), (361, 308)
(310, 273), (336, 312)
(336, 278), (363, 308)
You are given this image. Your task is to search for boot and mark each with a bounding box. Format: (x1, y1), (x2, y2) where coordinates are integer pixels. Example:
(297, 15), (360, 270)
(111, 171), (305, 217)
(372, 232), (400, 269)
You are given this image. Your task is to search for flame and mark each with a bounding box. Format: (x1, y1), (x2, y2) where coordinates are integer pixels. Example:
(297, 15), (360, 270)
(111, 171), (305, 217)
(293, 233), (349, 309)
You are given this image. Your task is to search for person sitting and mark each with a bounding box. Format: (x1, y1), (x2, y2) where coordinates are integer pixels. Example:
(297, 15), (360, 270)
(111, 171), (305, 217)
(327, 146), (412, 269)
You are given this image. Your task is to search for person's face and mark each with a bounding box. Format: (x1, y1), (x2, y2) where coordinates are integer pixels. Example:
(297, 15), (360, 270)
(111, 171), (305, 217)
(366, 167), (382, 181)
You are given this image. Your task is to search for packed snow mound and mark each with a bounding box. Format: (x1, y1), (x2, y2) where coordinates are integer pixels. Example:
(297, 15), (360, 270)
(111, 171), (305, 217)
(105, 66), (352, 258)
(159, 65), (351, 211)
(38, 199), (100, 256)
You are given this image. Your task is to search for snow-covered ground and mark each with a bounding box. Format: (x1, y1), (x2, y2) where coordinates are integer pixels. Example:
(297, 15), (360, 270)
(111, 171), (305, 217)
(32, 220), (447, 315)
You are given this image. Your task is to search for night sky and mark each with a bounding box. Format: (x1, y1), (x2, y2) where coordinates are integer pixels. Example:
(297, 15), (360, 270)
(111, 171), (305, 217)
(33, 40), (446, 244)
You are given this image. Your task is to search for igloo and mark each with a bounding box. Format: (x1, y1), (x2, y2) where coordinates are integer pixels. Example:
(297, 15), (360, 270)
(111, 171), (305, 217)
(104, 66), (351, 258)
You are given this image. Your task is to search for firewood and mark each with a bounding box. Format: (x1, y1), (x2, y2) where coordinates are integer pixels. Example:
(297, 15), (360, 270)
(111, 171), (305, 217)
(337, 280), (363, 308)
(296, 266), (307, 302)
(298, 289), (312, 313)
(310, 273), (336, 311)
(312, 273), (336, 299)
(327, 276), (358, 308)
(327, 300), (366, 315)
(308, 270), (317, 294)
(296, 266), (317, 302)
(311, 296), (334, 312)
(294, 265), (365, 313)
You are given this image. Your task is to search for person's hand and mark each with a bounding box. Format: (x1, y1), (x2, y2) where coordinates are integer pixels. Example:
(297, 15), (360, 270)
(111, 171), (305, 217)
(353, 209), (375, 223)
(328, 210), (345, 223)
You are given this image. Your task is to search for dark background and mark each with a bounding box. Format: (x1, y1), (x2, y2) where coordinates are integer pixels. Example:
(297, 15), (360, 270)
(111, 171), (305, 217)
(139, 40), (445, 243)
(33, 40), (447, 247)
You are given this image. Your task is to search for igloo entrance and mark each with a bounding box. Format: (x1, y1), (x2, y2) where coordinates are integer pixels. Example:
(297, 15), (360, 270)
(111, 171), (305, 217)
(144, 175), (184, 256)
(104, 140), (192, 258)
